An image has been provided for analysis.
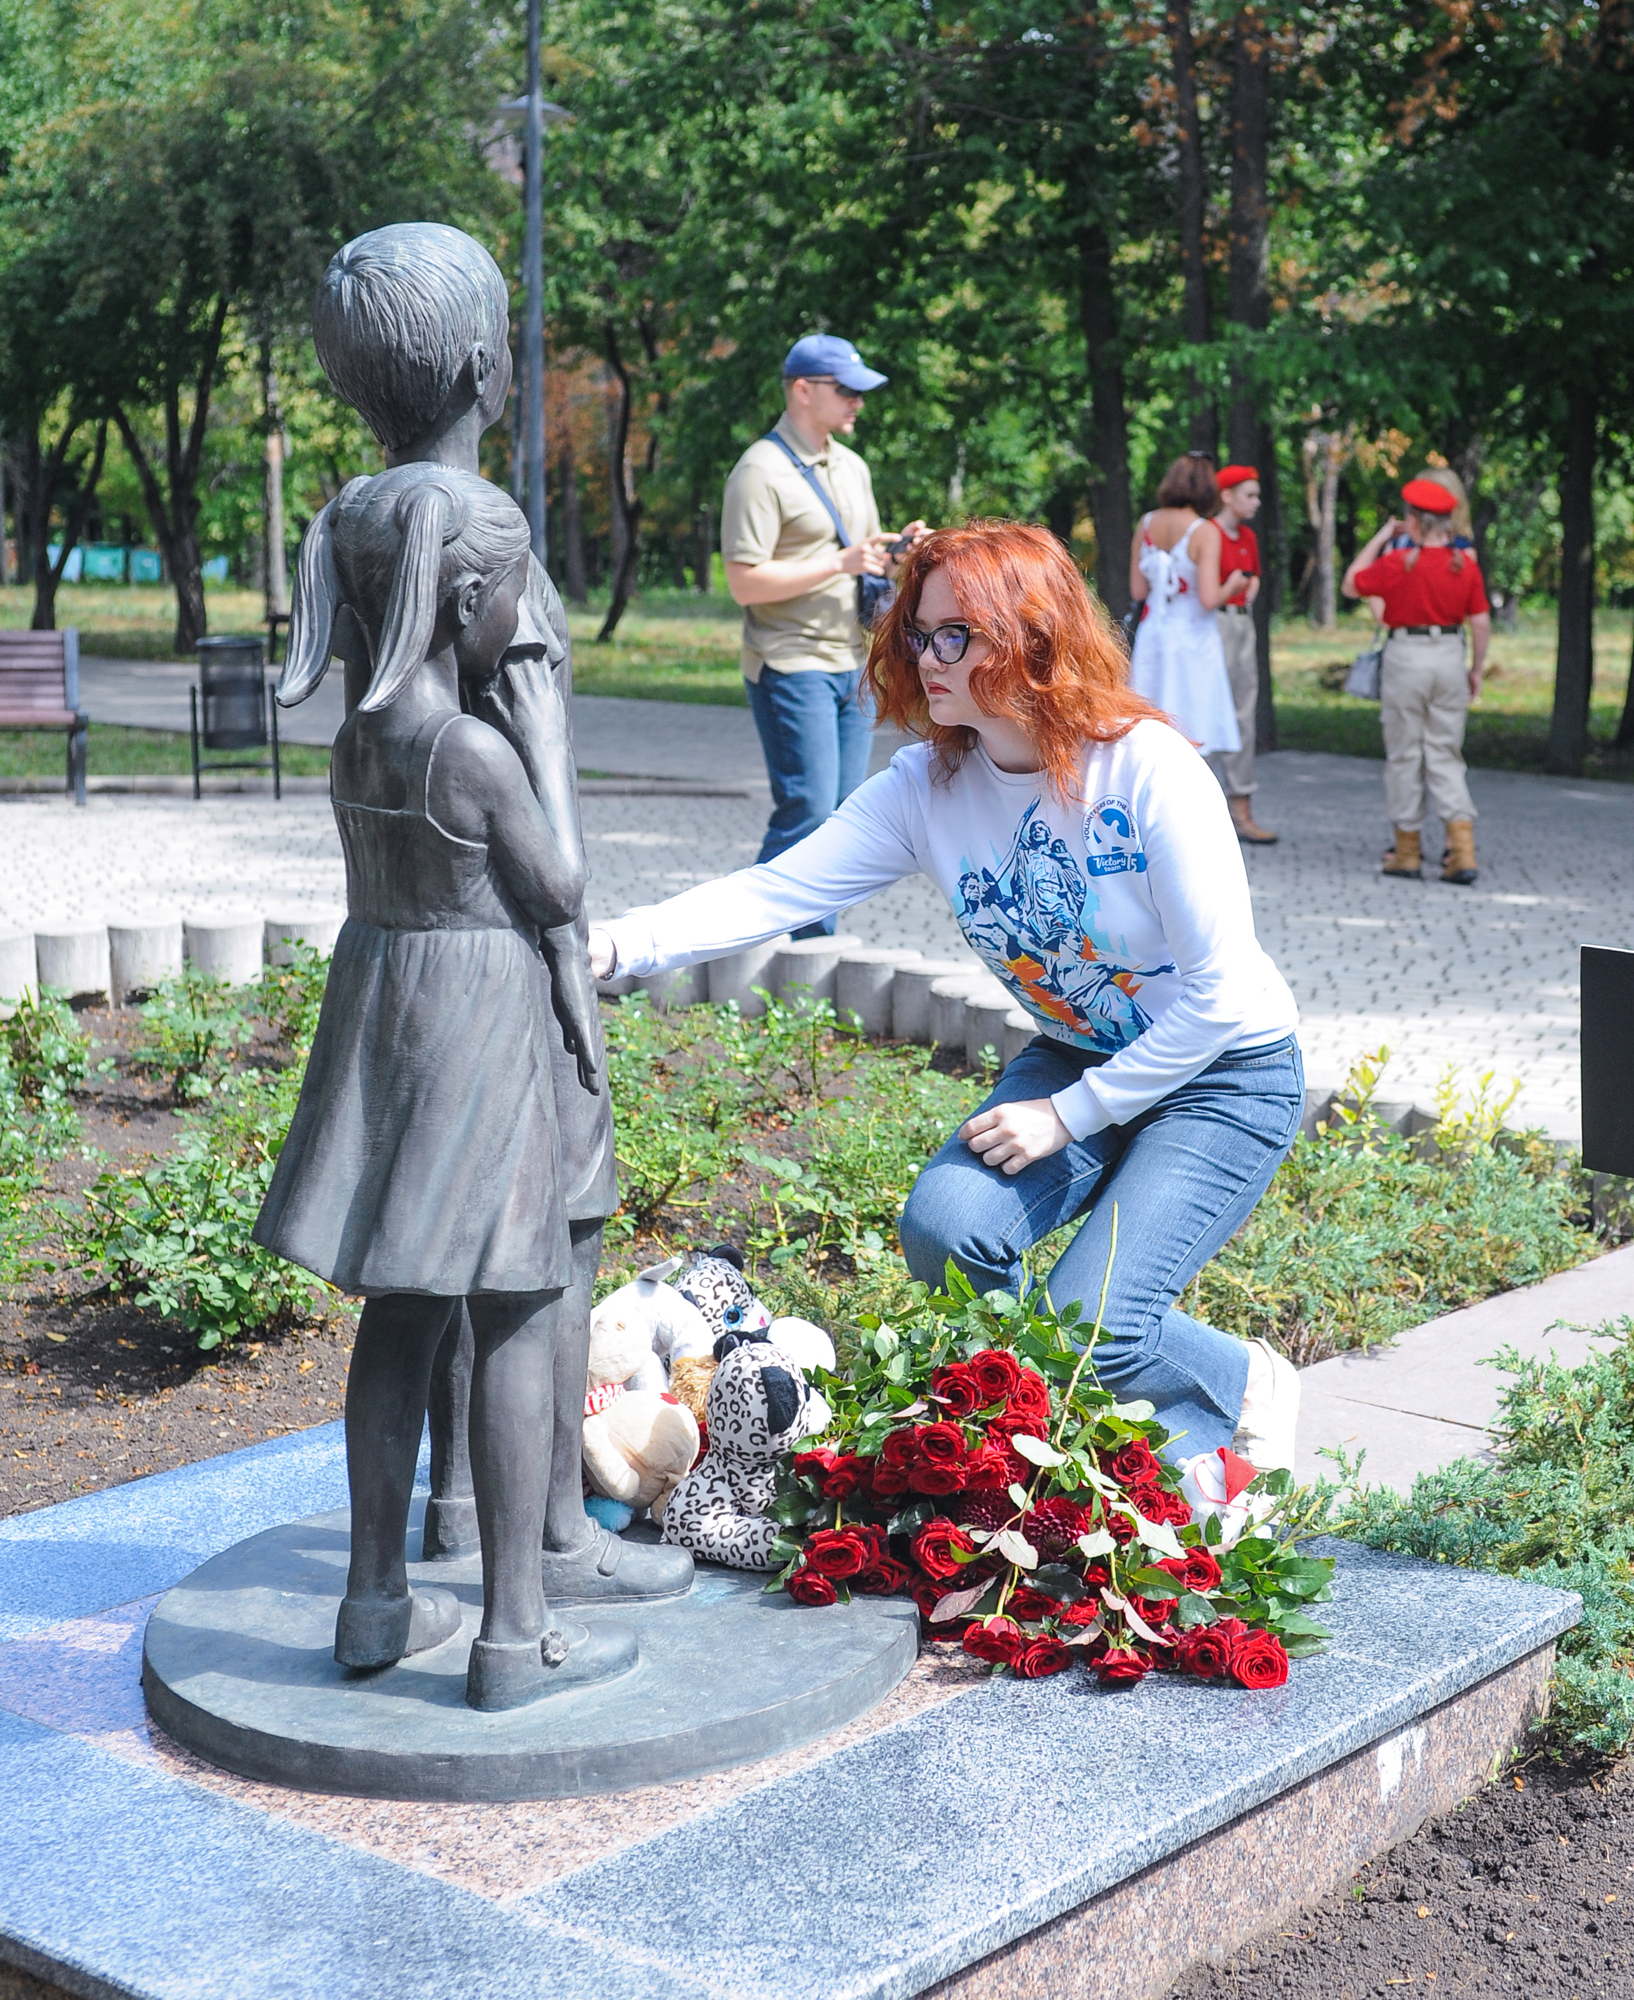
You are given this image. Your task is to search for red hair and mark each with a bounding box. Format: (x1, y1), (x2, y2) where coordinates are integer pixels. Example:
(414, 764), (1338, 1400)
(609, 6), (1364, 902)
(867, 520), (1161, 800)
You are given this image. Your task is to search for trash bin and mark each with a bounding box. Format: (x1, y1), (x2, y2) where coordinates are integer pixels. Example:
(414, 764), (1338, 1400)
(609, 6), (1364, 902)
(191, 635), (281, 799)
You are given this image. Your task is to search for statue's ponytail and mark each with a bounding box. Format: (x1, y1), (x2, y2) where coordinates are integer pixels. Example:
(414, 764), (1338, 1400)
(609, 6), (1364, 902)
(277, 499), (342, 707)
(358, 480), (466, 712)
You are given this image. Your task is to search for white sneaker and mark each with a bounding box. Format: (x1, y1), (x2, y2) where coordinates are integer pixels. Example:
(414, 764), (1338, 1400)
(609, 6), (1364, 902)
(1233, 1337), (1299, 1474)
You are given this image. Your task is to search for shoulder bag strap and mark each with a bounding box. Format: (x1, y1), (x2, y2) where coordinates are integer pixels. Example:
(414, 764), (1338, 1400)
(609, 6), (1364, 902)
(763, 430), (850, 549)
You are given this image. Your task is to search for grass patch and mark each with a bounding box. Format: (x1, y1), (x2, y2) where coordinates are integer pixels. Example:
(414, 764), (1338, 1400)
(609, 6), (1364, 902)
(1272, 606), (1634, 781)
(564, 588), (746, 706)
(0, 583), (268, 661)
(0, 723), (330, 780)
(1322, 1325), (1634, 1755)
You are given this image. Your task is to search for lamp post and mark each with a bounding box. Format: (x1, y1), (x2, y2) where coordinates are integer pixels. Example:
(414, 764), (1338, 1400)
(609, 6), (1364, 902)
(505, 6), (569, 571)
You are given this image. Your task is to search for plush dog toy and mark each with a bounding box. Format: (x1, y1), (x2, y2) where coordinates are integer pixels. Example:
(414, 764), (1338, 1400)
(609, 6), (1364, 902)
(580, 1295), (700, 1525)
(660, 1336), (827, 1569)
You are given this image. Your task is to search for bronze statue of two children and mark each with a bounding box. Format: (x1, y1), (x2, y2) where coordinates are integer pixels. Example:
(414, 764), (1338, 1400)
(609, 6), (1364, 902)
(254, 223), (690, 1713)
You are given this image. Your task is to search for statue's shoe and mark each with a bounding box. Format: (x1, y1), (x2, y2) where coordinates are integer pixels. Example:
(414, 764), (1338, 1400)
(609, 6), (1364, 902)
(334, 1585), (463, 1670)
(465, 1621), (639, 1711)
(540, 1526), (694, 1606)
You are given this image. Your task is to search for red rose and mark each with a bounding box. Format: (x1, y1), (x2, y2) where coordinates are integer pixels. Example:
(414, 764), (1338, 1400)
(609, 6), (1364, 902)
(962, 1616), (1022, 1664)
(1158, 1548), (1222, 1593)
(930, 1362), (983, 1419)
(911, 1579), (951, 1623)
(1005, 1586), (1063, 1622)
(856, 1555), (911, 1597)
(909, 1460), (967, 1497)
(1013, 1635), (1073, 1678)
(870, 1464), (909, 1497)
(880, 1428), (919, 1471)
(914, 1421), (967, 1467)
(1230, 1629), (1290, 1690)
(794, 1449), (837, 1483)
(969, 1350), (1021, 1404)
(983, 1426), (1033, 1486)
(1025, 1497), (1090, 1559)
(1105, 1509), (1136, 1547)
(786, 1566), (838, 1607)
(1175, 1620), (1245, 1679)
(1103, 1438), (1162, 1485)
(1096, 1647), (1152, 1685)
(961, 1443), (1014, 1490)
(911, 1516), (978, 1582)
(817, 1454), (870, 1500)
(1081, 1560), (1112, 1590)
(802, 1528), (871, 1580)
(1129, 1594), (1176, 1628)
(1156, 1486), (1196, 1528)
(1003, 1369), (1051, 1427)
(1059, 1596), (1103, 1628)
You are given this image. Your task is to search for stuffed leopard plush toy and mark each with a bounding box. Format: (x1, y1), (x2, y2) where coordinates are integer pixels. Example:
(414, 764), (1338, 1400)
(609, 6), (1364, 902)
(667, 1246), (770, 1434)
(660, 1336), (822, 1569)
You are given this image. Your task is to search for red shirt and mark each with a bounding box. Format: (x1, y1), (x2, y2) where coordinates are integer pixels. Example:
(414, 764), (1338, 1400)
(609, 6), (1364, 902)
(1351, 546), (1490, 627)
(1214, 520), (1259, 603)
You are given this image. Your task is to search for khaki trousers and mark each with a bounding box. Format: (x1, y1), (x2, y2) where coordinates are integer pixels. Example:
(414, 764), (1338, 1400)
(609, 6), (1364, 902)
(1213, 610), (1260, 796)
(1379, 632), (1476, 831)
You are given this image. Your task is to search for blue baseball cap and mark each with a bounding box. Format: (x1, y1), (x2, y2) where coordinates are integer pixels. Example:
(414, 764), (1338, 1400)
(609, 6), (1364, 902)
(781, 333), (887, 392)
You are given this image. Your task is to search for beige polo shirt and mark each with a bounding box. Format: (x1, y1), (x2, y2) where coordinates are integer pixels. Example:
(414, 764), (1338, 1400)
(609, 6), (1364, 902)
(720, 412), (881, 680)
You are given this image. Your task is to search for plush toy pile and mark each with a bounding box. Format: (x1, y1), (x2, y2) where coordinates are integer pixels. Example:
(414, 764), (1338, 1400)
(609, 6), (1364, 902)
(581, 1245), (835, 1551)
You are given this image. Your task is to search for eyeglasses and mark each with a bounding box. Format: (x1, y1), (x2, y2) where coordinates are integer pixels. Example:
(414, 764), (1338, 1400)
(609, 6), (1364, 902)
(799, 376), (866, 402)
(906, 621), (973, 665)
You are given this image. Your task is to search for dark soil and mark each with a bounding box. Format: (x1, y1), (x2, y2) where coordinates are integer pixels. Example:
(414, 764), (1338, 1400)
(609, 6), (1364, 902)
(1170, 1750), (1633, 1998)
(0, 1004), (355, 1520)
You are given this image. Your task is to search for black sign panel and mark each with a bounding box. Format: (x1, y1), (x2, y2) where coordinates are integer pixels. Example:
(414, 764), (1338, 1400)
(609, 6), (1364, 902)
(1581, 944), (1634, 1177)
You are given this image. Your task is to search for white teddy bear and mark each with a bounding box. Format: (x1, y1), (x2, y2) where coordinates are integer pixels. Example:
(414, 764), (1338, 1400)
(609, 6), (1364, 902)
(580, 1287), (701, 1524)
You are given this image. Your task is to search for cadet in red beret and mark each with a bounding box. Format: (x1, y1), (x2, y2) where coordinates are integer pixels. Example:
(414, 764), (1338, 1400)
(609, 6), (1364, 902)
(1211, 467), (1274, 843)
(1342, 476), (1491, 885)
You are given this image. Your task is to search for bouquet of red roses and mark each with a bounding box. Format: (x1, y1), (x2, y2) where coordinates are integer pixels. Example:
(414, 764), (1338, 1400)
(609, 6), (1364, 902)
(766, 1264), (1334, 1690)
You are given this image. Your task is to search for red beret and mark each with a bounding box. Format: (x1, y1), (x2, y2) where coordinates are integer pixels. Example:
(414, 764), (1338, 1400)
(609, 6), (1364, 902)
(1216, 465), (1258, 490)
(1401, 477), (1456, 515)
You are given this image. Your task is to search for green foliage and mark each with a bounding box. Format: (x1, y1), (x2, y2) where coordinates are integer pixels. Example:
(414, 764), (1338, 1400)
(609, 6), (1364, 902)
(72, 952), (333, 1349)
(135, 966), (254, 1099)
(604, 991), (982, 1266)
(1193, 1051), (1601, 1366)
(0, 988), (90, 1279)
(1321, 1322), (1634, 1756)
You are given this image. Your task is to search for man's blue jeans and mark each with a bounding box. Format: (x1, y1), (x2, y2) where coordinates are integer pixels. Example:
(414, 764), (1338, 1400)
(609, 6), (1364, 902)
(745, 665), (872, 938)
(899, 1034), (1305, 1459)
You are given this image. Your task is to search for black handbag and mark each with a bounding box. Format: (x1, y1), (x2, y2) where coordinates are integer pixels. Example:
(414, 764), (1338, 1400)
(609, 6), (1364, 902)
(763, 430), (895, 631)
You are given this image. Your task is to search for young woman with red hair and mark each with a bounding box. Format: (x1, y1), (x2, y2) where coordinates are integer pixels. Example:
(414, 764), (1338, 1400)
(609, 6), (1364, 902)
(591, 521), (1303, 1473)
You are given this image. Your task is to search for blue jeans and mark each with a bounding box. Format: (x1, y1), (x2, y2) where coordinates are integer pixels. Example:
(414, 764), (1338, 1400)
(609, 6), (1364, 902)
(899, 1034), (1305, 1459)
(745, 665), (873, 938)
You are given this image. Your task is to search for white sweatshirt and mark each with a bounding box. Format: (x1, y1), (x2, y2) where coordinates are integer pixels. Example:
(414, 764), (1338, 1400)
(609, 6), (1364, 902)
(605, 719), (1299, 1138)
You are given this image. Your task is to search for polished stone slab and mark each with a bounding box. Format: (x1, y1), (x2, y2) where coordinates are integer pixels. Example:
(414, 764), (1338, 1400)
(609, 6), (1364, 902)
(142, 1502), (917, 1801)
(0, 1428), (1582, 2000)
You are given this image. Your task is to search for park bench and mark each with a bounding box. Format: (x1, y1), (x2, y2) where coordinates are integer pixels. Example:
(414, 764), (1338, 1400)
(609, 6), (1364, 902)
(0, 629), (87, 805)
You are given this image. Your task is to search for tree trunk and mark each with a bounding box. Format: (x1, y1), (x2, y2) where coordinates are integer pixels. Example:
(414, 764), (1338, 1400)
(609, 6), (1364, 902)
(0, 444), (10, 589)
(1226, 6), (1274, 746)
(1547, 380), (1598, 775)
(21, 416), (103, 632)
(597, 330), (642, 643)
(1079, 221), (1133, 619)
(1304, 430), (1342, 631)
(693, 501), (713, 595)
(114, 297), (228, 655)
(560, 433), (588, 605)
(1169, 0), (1216, 457)
(1252, 417), (1280, 751)
(261, 345), (288, 622)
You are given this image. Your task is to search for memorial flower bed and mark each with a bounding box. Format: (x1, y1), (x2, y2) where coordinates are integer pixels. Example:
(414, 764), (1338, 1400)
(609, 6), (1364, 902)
(766, 1257), (1337, 1690)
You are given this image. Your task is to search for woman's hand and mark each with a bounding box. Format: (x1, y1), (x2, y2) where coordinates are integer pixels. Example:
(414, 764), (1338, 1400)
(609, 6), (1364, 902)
(959, 1098), (1073, 1175)
(588, 926), (617, 980)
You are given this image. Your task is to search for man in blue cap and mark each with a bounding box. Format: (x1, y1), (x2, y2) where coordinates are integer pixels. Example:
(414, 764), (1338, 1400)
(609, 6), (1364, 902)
(721, 334), (924, 932)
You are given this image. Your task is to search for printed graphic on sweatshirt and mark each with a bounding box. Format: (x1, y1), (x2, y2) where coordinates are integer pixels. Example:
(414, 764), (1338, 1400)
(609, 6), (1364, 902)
(953, 795), (1174, 1051)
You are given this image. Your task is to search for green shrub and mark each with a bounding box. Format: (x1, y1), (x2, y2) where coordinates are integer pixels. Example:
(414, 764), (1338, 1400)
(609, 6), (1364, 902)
(134, 965), (255, 1099)
(1193, 1051), (1602, 1365)
(1320, 1322), (1634, 1755)
(73, 954), (334, 1349)
(0, 989), (91, 1280)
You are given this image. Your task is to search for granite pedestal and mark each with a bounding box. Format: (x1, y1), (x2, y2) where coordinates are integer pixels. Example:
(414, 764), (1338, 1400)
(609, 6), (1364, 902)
(141, 1499), (917, 1800)
(0, 1426), (1580, 2000)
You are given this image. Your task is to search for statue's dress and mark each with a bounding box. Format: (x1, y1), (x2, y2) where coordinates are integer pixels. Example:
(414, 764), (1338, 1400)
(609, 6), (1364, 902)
(254, 708), (570, 1297)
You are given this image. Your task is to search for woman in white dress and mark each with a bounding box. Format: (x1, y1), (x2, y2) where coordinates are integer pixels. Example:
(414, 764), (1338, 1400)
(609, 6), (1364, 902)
(1126, 454), (1248, 760)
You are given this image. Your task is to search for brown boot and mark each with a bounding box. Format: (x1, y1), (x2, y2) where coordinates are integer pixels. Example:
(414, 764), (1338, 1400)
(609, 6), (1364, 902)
(1228, 794), (1278, 845)
(1381, 828), (1422, 878)
(1440, 819), (1478, 885)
